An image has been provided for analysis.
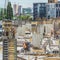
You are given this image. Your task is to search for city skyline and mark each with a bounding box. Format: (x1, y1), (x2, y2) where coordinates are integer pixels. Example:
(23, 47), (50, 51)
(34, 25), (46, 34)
(0, 0), (47, 8)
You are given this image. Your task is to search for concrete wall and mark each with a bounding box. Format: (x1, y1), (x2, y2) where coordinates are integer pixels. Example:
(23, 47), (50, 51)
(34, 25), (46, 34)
(32, 23), (53, 48)
(32, 24), (43, 48)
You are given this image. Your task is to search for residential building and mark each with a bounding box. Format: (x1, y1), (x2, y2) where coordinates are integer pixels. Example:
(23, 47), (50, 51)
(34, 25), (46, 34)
(56, 2), (60, 17)
(48, 0), (58, 3)
(33, 2), (60, 20)
(18, 5), (21, 16)
(13, 4), (18, 16)
(46, 2), (60, 19)
(46, 3), (56, 19)
(33, 3), (47, 20)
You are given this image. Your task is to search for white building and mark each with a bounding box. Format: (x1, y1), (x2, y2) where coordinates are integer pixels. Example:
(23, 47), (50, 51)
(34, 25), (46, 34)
(13, 4), (18, 16)
(46, 3), (56, 19)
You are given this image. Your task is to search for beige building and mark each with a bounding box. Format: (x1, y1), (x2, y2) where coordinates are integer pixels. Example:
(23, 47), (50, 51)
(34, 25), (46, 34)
(48, 0), (58, 3)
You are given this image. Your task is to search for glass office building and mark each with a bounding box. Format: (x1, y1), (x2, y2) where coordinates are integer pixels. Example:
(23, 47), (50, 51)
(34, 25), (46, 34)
(33, 3), (47, 20)
(46, 3), (56, 19)
(56, 2), (60, 17)
(33, 2), (60, 20)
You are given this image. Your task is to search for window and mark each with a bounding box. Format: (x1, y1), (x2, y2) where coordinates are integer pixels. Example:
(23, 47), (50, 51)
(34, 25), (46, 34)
(59, 11), (60, 16)
(59, 4), (60, 7)
(38, 4), (41, 7)
(47, 5), (49, 7)
(56, 10), (58, 17)
(56, 4), (58, 7)
(48, 15), (50, 19)
(42, 4), (44, 7)
(48, 8), (50, 11)
(0, 25), (2, 28)
(53, 51), (59, 54)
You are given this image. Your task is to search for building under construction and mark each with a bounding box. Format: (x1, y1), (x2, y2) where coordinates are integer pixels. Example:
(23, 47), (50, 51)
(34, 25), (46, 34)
(2, 20), (17, 60)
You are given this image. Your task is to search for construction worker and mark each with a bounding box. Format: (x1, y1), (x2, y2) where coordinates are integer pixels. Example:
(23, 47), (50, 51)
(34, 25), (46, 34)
(23, 42), (27, 50)
(23, 41), (31, 51)
(35, 57), (37, 60)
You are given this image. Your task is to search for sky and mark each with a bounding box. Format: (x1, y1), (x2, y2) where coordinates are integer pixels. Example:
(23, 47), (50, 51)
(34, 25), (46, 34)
(0, 0), (47, 8)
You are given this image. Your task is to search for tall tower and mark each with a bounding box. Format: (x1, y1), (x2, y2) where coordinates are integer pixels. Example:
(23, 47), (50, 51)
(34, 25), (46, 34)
(4, 0), (9, 8)
(13, 4), (18, 16)
(3, 20), (17, 60)
(48, 0), (58, 3)
(18, 5), (21, 16)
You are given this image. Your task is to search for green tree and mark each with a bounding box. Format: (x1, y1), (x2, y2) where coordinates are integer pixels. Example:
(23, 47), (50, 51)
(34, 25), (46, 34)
(6, 2), (13, 20)
(0, 9), (3, 20)
(4, 8), (7, 19)
(18, 15), (32, 21)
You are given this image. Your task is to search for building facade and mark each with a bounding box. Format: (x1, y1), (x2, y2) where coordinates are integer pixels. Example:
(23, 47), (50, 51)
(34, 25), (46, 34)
(33, 2), (60, 20)
(46, 3), (56, 19)
(56, 2), (60, 17)
(22, 8), (32, 15)
(48, 0), (58, 3)
(18, 5), (21, 16)
(33, 3), (47, 20)
(13, 4), (18, 16)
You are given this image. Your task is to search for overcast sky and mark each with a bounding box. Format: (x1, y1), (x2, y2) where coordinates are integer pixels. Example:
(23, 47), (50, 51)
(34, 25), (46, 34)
(0, 0), (60, 8)
(0, 0), (47, 8)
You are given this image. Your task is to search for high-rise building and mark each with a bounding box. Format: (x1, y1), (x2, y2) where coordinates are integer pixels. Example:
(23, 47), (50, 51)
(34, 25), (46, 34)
(56, 2), (60, 17)
(13, 4), (18, 16)
(47, 2), (60, 19)
(48, 0), (58, 3)
(18, 5), (21, 15)
(33, 1), (60, 20)
(4, 0), (9, 8)
(22, 8), (32, 15)
(46, 3), (56, 19)
(33, 3), (46, 20)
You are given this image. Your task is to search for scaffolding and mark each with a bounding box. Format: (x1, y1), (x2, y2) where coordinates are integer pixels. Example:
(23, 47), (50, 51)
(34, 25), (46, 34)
(3, 20), (17, 60)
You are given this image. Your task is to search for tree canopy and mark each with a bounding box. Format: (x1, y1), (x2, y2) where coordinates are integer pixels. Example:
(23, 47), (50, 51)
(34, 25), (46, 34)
(0, 9), (3, 20)
(6, 2), (13, 20)
(18, 15), (32, 21)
